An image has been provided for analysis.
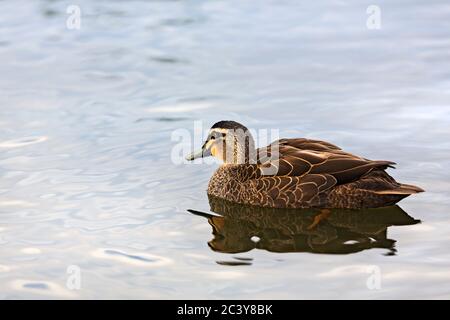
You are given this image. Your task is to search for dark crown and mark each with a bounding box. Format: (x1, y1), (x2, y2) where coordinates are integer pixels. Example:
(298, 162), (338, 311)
(211, 120), (249, 132)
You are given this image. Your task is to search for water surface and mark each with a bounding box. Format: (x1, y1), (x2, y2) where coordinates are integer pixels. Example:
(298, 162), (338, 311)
(0, 0), (449, 299)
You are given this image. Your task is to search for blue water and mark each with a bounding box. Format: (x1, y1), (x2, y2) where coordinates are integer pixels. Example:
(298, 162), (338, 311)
(0, 0), (449, 299)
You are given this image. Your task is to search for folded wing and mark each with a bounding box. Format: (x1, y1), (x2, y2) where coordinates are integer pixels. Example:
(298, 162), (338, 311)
(253, 138), (396, 206)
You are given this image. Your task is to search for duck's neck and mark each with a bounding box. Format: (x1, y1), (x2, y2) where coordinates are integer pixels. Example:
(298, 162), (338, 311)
(223, 134), (257, 165)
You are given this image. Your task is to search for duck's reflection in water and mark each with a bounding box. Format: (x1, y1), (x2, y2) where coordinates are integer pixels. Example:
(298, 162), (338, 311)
(189, 196), (420, 258)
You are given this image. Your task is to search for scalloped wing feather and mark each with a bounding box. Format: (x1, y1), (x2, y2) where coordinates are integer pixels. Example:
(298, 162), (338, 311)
(257, 138), (395, 186)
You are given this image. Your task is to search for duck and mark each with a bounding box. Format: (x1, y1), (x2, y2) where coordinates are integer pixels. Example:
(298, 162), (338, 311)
(186, 120), (424, 209)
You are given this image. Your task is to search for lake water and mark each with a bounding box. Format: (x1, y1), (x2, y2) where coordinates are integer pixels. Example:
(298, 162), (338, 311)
(0, 0), (449, 299)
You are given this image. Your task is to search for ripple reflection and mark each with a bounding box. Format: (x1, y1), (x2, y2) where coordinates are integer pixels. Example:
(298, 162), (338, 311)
(91, 248), (172, 267)
(0, 136), (48, 148)
(189, 196), (420, 256)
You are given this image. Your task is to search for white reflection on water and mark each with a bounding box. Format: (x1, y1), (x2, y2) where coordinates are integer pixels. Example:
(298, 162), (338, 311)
(0, 0), (449, 299)
(0, 136), (48, 148)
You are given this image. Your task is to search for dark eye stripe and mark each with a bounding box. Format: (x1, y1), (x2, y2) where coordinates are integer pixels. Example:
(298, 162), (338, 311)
(209, 131), (226, 140)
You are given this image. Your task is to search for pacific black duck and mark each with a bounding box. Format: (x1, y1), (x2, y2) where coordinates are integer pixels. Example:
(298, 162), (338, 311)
(186, 120), (424, 209)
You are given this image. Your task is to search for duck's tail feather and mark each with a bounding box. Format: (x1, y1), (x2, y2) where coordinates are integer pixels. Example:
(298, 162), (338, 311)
(374, 183), (425, 195)
(373, 160), (396, 169)
(340, 170), (424, 207)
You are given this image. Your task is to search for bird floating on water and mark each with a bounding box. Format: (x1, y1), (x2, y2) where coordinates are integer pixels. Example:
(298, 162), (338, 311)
(186, 120), (424, 209)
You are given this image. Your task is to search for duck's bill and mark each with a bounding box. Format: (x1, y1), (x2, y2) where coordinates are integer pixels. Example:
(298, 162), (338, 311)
(185, 147), (211, 161)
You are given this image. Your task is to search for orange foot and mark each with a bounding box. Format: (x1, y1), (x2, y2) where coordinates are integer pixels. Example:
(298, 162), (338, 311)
(307, 209), (331, 230)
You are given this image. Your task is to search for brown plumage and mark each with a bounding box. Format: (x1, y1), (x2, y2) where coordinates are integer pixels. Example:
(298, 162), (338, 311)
(187, 121), (424, 209)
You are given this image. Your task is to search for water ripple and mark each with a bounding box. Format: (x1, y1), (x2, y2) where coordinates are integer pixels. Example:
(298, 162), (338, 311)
(10, 280), (77, 298)
(91, 248), (173, 267)
(0, 136), (48, 148)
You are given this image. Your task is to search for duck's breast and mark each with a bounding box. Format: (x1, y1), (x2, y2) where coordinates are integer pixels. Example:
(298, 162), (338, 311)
(207, 166), (251, 203)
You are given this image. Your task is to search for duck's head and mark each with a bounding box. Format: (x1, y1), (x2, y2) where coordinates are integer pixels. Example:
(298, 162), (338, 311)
(186, 120), (256, 164)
